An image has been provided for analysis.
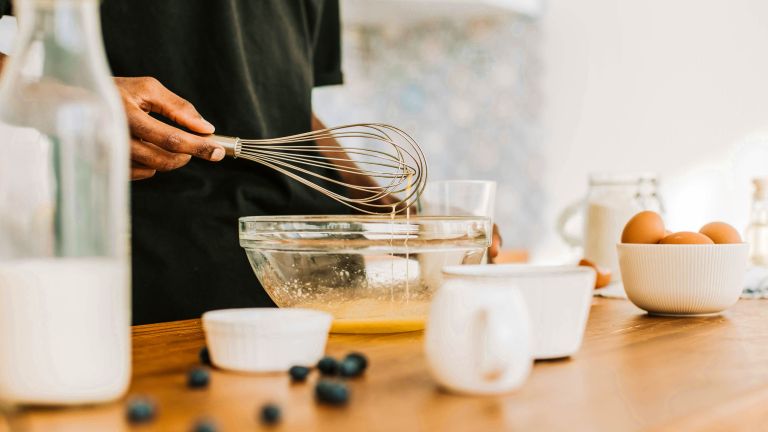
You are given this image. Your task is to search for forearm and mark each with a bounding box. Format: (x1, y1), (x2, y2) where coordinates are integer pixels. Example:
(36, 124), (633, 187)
(0, 52), (7, 73)
(311, 114), (381, 193)
(311, 114), (401, 208)
(311, 115), (361, 177)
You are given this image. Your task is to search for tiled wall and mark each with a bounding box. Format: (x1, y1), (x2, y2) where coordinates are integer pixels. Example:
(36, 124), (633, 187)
(314, 16), (545, 248)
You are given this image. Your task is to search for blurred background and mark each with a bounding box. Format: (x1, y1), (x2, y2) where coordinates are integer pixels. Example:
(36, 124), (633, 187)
(315, 0), (768, 263)
(3, 0), (767, 263)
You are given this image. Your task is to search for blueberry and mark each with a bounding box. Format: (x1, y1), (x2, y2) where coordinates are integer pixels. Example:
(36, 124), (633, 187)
(314, 379), (349, 405)
(260, 403), (281, 425)
(199, 346), (212, 366)
(338, 359), (362, 378)
(344, 352), (368, 372)
(289, 365), (310, 382)
(126, 397), (156, 423)
(191, 418), (217, 432)
(317, 356), (339, 376)
(187, 367), (210, 389)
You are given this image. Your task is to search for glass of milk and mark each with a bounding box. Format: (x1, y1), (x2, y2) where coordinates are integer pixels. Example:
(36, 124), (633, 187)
(557, 173), (664, 277)
(0, 0), (130, 405)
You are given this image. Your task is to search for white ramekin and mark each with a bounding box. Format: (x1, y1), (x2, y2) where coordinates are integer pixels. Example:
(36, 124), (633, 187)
(202, 308), (332, 373)
(617, 243), (749, 316)
(442, 265), (596, 360)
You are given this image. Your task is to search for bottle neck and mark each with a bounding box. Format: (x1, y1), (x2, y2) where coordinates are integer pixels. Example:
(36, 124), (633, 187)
(12, 0), (110, 83)
(751, 194), (768, 222)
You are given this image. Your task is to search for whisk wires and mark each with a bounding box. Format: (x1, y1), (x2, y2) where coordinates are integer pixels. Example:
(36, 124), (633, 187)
(230, 123), (427, 215)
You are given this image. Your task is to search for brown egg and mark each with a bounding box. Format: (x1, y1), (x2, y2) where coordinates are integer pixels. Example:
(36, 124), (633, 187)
(699, 222), (742, 244)
(660, 231), (715, 245)
(579, 259), (612, 288)
(621, 211), (666, 244)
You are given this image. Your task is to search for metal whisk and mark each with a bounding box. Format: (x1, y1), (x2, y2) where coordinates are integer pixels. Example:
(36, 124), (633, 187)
(210, 123), (427, 214)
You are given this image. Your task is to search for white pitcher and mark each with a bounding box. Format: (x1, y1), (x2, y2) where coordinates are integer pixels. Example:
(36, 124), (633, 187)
(425, 279), (532, 395)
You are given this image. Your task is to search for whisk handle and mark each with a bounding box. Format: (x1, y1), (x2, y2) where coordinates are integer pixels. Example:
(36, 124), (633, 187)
(209, 135), (240, 157)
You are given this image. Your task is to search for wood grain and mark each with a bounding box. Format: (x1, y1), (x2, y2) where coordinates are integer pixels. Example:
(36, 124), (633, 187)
(4, 298), (768, 431)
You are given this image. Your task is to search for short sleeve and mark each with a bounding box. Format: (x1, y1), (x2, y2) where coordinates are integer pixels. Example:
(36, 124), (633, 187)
(312, 0), (343, 87)
(0, 0), (11, 15)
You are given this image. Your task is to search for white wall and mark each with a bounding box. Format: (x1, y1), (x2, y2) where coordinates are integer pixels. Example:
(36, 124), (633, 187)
(537, 0), (768, 261)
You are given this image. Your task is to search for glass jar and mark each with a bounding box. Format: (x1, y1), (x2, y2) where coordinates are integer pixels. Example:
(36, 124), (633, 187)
(557, 173), (664, 276)
(0, 0), (130, 405)
(746, 177), (768, 267)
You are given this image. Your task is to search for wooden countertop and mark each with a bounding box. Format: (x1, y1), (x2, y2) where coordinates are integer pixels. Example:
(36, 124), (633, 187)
(5, 297), (768, 431)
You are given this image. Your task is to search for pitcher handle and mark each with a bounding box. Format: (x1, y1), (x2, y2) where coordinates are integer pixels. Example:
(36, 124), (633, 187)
(556, 199), (584, 248)
(476, 305), (515, 381)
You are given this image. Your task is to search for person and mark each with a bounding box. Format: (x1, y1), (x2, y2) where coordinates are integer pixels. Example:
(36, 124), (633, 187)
(0, 0), (500, 324)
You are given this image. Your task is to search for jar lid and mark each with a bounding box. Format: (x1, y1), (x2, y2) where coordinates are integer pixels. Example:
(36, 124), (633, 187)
(753, 177), (768, 199)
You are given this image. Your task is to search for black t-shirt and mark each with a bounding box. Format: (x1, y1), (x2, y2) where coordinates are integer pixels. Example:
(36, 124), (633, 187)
(0, 1), (349, 324)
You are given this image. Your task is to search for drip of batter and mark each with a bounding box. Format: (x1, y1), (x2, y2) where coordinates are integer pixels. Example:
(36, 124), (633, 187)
(404, 174), (412, 303)
(389, 204), (396, 303)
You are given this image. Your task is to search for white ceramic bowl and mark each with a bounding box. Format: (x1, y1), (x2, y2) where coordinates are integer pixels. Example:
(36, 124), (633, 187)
(442, 265), (596, 360)
(617, 243), (749, 316)
(202, 308), (332, 373)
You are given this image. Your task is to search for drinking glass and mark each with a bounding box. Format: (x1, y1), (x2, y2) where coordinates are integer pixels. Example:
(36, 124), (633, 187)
(418, 180), (497, 219)
(418, 180), (496, 263)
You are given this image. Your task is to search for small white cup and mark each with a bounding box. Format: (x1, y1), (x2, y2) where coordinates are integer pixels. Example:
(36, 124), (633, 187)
(202, 308), (332, 373)
(425, 279), (532, 395)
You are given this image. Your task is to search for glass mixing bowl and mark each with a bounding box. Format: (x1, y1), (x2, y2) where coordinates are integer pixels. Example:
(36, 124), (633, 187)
(239, 215), (491, 333)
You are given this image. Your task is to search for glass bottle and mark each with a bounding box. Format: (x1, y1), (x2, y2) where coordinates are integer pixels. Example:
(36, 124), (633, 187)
(557, 173), (664, 276)
(746, 177), (768, 267)
(0, 0), (130, 404)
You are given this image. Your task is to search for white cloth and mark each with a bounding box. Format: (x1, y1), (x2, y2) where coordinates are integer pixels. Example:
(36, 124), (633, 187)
(593, 281), (628, 299)
(742, 266), (768, 299)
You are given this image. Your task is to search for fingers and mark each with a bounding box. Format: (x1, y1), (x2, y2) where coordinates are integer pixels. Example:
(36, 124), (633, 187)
(119, 77), (215, 134)
(127, 105), (225, 161)
(116, 76), (224, 176)
(489, 224), (502, 260)
(489, 242), (500, 259)
(131, 139), (192, 172)
(131, 161), (157, 181)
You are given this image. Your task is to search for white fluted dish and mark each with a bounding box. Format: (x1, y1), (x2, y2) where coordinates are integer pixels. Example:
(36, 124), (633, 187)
(617, 243), (749, 316)
(442, 265), (596, 359)
(202, 308), (332, 373)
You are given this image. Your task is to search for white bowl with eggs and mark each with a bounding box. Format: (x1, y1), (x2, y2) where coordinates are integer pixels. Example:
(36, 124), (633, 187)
(617, 243), (748, 315)
(618, 212), (749, 316)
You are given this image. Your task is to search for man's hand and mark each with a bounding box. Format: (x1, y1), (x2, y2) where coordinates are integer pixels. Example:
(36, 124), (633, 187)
(115, 77), (225, 180)
(489, 224), (503, 263)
